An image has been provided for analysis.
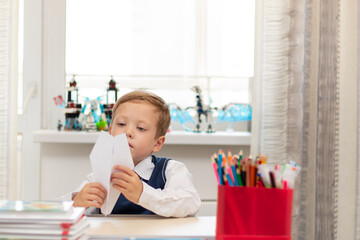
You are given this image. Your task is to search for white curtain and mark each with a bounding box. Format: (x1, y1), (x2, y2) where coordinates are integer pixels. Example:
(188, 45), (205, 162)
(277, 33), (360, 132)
(255, 0), (340, 239)
(0, 0), (18, 200)
(258, 0), (290, 164)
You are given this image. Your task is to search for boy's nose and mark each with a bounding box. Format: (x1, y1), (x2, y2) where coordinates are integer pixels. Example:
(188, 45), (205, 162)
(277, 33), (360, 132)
(125, 127), (134, 138)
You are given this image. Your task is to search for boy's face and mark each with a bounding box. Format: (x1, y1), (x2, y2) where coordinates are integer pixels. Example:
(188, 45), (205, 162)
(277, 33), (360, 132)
(109, 101), (165, 164)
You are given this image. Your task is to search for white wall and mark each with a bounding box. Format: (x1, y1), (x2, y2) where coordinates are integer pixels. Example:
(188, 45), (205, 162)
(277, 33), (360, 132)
(40, 143), (250, 201)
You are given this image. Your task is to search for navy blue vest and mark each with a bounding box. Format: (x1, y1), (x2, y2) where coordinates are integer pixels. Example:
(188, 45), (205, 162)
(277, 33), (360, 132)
(110, 155), (171, 214)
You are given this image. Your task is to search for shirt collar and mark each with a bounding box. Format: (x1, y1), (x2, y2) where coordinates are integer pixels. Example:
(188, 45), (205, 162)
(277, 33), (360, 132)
(133, 156), (154, 180)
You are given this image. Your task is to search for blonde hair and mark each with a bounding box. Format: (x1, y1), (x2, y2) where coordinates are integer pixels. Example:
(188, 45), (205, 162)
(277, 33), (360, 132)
(111, 90), (171, 138)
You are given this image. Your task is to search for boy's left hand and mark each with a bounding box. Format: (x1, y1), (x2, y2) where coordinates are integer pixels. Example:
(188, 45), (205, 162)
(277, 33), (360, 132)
(111, 165), (143, 203)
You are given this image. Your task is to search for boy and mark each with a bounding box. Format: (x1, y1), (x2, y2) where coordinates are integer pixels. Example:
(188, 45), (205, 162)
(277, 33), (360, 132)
(70, 90), (201, 217)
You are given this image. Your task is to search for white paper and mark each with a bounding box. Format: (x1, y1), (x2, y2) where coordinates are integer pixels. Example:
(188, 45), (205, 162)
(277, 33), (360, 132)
(89, 132), (134, 215)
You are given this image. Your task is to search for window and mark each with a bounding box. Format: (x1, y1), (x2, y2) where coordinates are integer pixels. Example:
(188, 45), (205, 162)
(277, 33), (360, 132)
(65, 0), (254, 129)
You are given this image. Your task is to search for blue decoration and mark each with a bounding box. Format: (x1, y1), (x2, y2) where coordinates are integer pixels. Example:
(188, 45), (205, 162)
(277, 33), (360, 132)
(216, 103), (252, 131)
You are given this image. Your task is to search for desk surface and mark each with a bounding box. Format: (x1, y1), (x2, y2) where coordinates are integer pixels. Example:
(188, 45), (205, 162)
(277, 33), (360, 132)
(86, 215), (216, 239)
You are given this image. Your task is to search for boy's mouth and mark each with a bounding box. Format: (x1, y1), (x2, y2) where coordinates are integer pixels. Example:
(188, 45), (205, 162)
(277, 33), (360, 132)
(128, 143), (134, 148)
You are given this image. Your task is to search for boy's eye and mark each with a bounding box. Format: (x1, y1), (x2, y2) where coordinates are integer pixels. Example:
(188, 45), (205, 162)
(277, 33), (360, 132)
(137, 127), (146, 131)
(117, 122), (125, 126)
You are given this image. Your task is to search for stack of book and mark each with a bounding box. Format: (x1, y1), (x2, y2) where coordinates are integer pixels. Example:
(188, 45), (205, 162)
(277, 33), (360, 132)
(0, 200), (88, 240)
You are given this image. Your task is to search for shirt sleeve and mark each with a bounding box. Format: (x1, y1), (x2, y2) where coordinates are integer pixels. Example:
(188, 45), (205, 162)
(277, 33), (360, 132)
(137, 160), (201, 217)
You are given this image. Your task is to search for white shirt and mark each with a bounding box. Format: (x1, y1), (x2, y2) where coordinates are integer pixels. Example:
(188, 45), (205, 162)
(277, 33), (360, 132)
(61, 156), (201, 218)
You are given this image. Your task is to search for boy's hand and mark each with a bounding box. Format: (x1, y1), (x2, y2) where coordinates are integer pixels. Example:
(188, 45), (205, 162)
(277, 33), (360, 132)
(72, 182), (107, 209)
(111, 165), (143, 203)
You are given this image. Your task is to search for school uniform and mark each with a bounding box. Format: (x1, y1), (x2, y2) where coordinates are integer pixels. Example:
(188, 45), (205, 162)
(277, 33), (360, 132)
(61, 155), (201, 217)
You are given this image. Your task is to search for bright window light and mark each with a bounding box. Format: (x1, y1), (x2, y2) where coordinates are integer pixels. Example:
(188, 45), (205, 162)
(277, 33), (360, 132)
(65, 0), (254, 109)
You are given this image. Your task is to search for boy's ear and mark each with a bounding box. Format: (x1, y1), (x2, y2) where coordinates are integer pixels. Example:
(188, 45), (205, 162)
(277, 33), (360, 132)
(108, 125), (112, 134)
(152, 136), (165, 153)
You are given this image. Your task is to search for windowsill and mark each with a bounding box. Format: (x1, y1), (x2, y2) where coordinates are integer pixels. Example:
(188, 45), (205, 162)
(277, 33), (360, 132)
(33, 129), (251, 146)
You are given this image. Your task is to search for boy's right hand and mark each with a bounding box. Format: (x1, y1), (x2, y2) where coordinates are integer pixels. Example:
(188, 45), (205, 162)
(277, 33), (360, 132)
(72, 182), (107, 209)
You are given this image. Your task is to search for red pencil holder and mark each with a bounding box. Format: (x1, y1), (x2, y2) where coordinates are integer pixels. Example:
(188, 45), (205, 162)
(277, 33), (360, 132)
(216, 186), (293, 240)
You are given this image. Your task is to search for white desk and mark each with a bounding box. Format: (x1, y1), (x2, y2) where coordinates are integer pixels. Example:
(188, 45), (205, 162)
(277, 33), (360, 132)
(86, 215), (216, 239)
